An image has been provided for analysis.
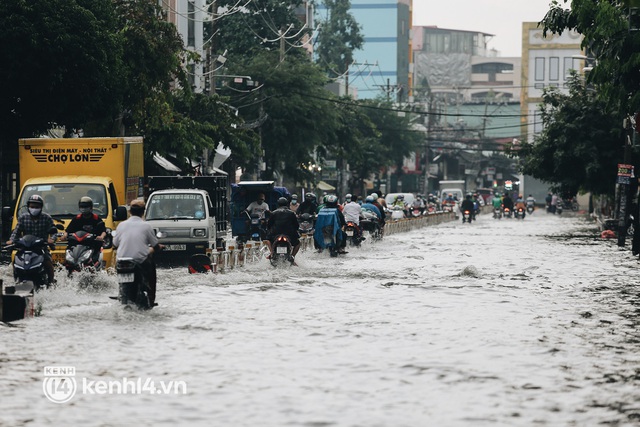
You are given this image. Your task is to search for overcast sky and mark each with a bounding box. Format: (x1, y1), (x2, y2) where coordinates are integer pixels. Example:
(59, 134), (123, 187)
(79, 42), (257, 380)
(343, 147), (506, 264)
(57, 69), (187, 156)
(412, 0), (557, 57)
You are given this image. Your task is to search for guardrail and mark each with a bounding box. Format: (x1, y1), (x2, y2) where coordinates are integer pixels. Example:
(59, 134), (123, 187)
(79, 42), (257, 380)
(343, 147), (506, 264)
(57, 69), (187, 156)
(210, 210), (460, 272)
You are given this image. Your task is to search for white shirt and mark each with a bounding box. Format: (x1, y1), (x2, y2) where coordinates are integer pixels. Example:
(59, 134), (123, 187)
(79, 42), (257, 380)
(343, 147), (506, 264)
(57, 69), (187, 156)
(113, 216), (158, 263)
(343, 201), (362, 224)
(245, 201), (270, 217)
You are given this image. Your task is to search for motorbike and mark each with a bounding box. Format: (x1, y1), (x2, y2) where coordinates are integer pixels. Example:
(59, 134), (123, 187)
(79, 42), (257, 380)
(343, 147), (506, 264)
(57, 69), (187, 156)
(390, 205), (405, 221)
(462, 209), (473, 223)
(515, 207), (526, 220)
(526, 202), (535, 215)
(360, 210), (382, 241)
(64, 230), (103, 276)
(116, 257), (152, 310)
(298, 213), (315, 236)
(493, 207), (502, 219)
(5, 227), (59, 292)
(503, 207), (512, 218)
(556, 202), (564, 215)
(344, 221), (363, 247)
(270, 234), (294, 267)
(410, 207), (422, 218)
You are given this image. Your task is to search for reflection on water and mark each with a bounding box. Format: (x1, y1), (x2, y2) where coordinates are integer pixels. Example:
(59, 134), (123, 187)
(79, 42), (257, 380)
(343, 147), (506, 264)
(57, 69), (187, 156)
(1, 213), (640, 426)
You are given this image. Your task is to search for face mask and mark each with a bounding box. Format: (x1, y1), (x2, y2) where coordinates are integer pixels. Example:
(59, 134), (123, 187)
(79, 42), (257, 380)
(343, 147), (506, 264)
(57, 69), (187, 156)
(29, 207), (41, 216)
(291, 200), (298, 205)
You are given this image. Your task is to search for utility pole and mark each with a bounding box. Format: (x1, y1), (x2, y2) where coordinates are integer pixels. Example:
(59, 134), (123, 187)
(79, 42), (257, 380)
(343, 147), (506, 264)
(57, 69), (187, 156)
(617, 118), (634, 246)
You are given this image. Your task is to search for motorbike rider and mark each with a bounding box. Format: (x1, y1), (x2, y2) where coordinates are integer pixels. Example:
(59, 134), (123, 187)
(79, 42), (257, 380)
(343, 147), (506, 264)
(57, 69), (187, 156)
(245, 193), (270, 218)
(297, 192), (318, 216)
(113, 199), (163, 306)
(64, 196), (107, 264)
(515, 194), (527, 218)
(362, 196), (382, 219)
(265, 197), (300, 265)
(6, 194), (56, 285)
(289, 194), (299, 214)
(314, 195), (347, 253)
(368, 193), (386, 233)
(342, 195), (364, 241)
(460, 194), (475, 219)
(502, 192), (514, 215)
(526, 194), (536, 212)
(492, 192), (503, 210)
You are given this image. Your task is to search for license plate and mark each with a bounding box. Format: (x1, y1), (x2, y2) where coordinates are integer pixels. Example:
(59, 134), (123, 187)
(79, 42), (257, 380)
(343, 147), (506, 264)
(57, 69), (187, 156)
(346, 230), (354, 236)
(276, 246), (288, 254)
(118, 273), (134, 283)
(164, 244), (186, 251)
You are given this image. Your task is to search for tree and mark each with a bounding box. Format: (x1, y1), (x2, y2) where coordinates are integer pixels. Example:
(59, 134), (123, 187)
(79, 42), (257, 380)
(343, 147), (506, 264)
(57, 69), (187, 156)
(315, 0), (364, 78)
(541, 0), (640, 115)
(511, 73), (624, 196)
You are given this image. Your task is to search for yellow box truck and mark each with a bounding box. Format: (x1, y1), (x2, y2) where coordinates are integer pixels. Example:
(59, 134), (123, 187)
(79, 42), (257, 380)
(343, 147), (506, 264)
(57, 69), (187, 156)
(4, 137), (144, 268)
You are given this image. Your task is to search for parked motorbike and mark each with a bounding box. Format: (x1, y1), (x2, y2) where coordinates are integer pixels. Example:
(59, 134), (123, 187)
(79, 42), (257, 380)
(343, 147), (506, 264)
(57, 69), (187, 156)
(515, 207), (526, 220)
(64, 230), (103, 276)
(116, 257), (152, 310)
(462, 209), (473, 224)
(344, 221), (363, 247)
(4, 227), (59, 292)
(270, 234), (294, 267)
(298, 213), (315, 236)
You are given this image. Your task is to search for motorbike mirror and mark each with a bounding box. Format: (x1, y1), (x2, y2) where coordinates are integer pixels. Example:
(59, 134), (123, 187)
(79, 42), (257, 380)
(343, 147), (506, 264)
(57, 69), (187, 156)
(55, 224), (65, 231)
(49, 226), (59, 234)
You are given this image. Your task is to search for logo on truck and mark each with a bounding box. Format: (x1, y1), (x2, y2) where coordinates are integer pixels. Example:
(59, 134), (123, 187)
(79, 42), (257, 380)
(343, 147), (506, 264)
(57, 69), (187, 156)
(30, 147), (106, 164)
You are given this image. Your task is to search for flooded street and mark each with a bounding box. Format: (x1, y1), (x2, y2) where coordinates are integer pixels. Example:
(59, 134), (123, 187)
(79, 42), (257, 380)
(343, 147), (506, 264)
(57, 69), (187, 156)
(2, 211), (640, 426)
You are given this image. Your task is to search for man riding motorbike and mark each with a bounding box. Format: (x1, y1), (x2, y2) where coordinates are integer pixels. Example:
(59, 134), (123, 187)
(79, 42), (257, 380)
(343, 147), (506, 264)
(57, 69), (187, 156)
(297, 193), (318, 216)
(502, 193), (514, 215)
(6, 194), (57, 285)
(460, 194), (475, 222)
(265, 197), (301, 265)
(314, 195), (347, 254)
(63, 196), (107, 264)
(113, 199), (163, 306)
(342, 195), (364, 241)
(245, 193), (270, 218)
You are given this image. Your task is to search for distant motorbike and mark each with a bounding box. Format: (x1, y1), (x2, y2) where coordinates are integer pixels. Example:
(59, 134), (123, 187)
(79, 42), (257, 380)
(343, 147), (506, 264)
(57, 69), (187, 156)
(116, 257), (152, 310)
(526, 202), (535, 215)
(410, 207), (422, 218)
(503, 207), (512, 218)
(4, 227), (59, 292)
(515, 207), (526, 220)
(298, 213), (315, 236)
(344, 221), (363, 247)
(244, 212), (268, 242)
(270, 234), (294, 267)
(493, 207), (502, 219)
(360, 210), (382, 241)
(390, 206), (405, 221)
(64, 230), (103, 276)
(462, 209), (473, 224)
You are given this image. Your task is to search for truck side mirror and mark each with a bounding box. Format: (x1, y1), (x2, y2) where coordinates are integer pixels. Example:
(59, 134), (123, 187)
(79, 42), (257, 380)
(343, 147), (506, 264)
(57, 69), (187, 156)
(114, 206), (128, 221)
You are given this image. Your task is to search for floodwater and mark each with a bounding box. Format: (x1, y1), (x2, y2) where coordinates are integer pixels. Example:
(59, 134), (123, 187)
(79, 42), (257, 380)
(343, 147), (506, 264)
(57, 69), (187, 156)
(2, 211), (640, 427)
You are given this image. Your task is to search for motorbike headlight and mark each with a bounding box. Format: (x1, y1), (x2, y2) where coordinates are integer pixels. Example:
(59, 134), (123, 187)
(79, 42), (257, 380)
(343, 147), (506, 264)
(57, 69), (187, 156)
(193, 229), (206, 237)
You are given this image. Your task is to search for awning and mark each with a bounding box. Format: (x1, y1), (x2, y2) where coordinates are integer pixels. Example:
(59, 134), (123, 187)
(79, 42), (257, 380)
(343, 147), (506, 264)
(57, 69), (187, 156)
(317, 180), (336, 191)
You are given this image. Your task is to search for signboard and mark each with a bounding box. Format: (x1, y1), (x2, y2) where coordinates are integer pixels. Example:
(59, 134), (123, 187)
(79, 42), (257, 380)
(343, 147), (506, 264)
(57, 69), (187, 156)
(617, 163), (634, 184)
(505, 180), (513, 190)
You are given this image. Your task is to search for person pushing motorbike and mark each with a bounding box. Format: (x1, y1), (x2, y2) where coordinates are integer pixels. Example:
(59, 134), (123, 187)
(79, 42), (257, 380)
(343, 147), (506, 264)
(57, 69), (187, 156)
(265, 197), (301, 265)
(6, 194), (57, 285)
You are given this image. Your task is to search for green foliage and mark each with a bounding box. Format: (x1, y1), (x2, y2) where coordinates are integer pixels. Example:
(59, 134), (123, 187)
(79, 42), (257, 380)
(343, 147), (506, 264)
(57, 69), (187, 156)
(315, 0), (364, 77)
(512, 74), (624, 196)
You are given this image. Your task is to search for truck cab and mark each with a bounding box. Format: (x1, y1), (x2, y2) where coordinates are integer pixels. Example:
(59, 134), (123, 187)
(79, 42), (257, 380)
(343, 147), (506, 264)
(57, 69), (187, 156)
(145, 176), (228, 264)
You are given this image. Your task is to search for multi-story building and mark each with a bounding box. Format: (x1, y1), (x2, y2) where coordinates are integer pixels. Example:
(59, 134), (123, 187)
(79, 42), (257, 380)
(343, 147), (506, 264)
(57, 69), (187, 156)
(316, 0), (412, 101)
(520, 22), (583, 201)
(161, 0), (206, 93)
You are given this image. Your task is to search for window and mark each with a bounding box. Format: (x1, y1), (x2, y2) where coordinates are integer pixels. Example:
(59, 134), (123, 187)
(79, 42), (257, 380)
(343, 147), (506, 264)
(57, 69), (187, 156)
(564, 57), (577, 80)
(549, 57), (559, 81)
(535, 58), (545, 81)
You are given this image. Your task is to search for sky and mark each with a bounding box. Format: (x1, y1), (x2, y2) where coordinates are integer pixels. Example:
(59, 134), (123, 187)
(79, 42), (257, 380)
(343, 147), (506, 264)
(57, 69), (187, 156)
(412, 0), (558, 57)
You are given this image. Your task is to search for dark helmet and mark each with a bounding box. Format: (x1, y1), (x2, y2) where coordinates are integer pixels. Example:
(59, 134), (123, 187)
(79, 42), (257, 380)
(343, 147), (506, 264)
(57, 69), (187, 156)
(277, 197), (289, 207)
(326, 194), (338, 205)
(305, 193), (316, 201)
(466, 194), (472, 200)
(27, 194), (44, 207)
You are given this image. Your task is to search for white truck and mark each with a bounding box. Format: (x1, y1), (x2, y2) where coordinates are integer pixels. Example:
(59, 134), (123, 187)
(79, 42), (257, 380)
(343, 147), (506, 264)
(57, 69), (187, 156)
(439, 180), (466, 218)
(144, 176), (228, 264)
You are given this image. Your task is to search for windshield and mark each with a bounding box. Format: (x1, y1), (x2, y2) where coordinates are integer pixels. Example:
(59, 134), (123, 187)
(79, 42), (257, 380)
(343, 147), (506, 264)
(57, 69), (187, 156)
(18, 184), (108, 219)
(146, 193), (206, 220)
